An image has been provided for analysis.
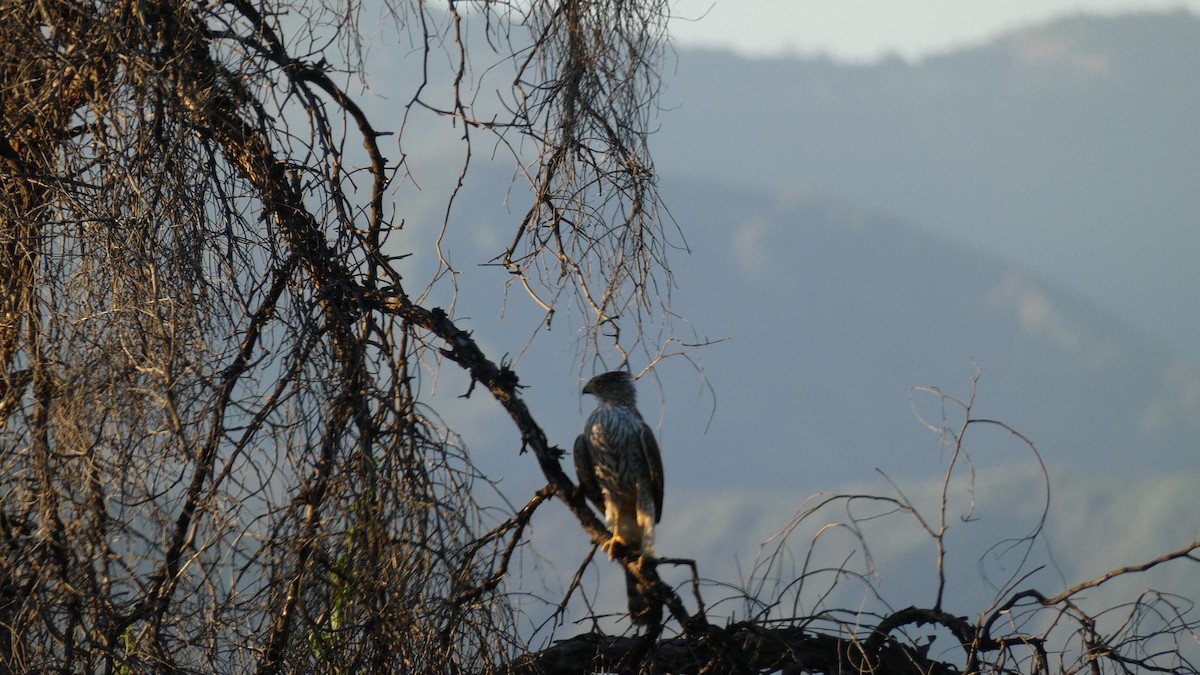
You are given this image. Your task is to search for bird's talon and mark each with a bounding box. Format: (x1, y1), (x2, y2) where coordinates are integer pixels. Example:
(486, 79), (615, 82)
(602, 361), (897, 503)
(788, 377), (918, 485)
(602, 536), (627, 559)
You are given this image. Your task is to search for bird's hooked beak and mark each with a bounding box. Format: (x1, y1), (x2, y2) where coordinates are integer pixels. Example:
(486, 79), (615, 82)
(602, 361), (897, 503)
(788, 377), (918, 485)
(581, 380), (595, 396)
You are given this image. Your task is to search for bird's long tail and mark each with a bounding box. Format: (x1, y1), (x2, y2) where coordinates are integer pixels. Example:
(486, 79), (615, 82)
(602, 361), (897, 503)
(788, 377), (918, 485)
(625, 560), (661, 625)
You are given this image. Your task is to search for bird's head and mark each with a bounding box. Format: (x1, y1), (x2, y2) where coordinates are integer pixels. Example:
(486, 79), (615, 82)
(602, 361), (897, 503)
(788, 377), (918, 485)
(582, 370), (637, 405)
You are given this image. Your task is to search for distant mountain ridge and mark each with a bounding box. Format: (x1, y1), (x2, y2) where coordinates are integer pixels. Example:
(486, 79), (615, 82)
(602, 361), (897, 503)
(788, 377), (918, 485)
(655, 10), (1200, 363)
(658, 176), (1199, 491)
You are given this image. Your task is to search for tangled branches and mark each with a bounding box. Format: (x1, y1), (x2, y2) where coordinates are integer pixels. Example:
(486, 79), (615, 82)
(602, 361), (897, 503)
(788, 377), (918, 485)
(0, 0), (676, 670)
(672, 371), (1200, 675)
(505, 0), (677, 346)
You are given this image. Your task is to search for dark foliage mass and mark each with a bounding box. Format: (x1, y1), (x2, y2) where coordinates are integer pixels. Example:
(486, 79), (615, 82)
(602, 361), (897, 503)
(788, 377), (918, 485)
(1, 0), (1196, 672)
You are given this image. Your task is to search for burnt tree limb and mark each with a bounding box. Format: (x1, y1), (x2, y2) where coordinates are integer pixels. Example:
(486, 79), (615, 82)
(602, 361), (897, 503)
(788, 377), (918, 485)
(502, 622), (962, 675)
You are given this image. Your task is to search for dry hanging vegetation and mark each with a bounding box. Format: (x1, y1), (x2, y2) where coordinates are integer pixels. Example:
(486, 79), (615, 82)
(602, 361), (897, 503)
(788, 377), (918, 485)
(1, 0), (1198, 672)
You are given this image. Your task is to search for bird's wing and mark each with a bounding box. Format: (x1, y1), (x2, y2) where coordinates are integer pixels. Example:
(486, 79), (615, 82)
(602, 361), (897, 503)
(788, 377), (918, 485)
(573, 433), (604, 509)
(640, 424), (664, 523)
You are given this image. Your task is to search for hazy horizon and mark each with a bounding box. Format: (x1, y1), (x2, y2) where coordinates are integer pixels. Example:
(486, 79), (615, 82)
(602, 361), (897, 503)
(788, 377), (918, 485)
(669, 0), (1200, 61)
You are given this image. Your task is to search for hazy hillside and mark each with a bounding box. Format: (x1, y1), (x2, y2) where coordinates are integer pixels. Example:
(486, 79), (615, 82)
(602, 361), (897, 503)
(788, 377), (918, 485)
(658, 177), (1199, 488)
(655, 11), (1200, 363)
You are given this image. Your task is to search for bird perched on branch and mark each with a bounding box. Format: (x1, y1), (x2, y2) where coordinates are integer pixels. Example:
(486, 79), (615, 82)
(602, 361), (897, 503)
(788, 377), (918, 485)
(574, 370), (664, 624)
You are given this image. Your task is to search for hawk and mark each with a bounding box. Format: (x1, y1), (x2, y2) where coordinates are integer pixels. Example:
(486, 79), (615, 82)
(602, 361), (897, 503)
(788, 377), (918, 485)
(573, 370), (664, 624)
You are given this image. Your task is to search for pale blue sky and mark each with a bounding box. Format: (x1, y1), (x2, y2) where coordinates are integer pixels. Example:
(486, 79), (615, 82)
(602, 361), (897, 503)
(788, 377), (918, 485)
(670, 0), (1200, 60)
